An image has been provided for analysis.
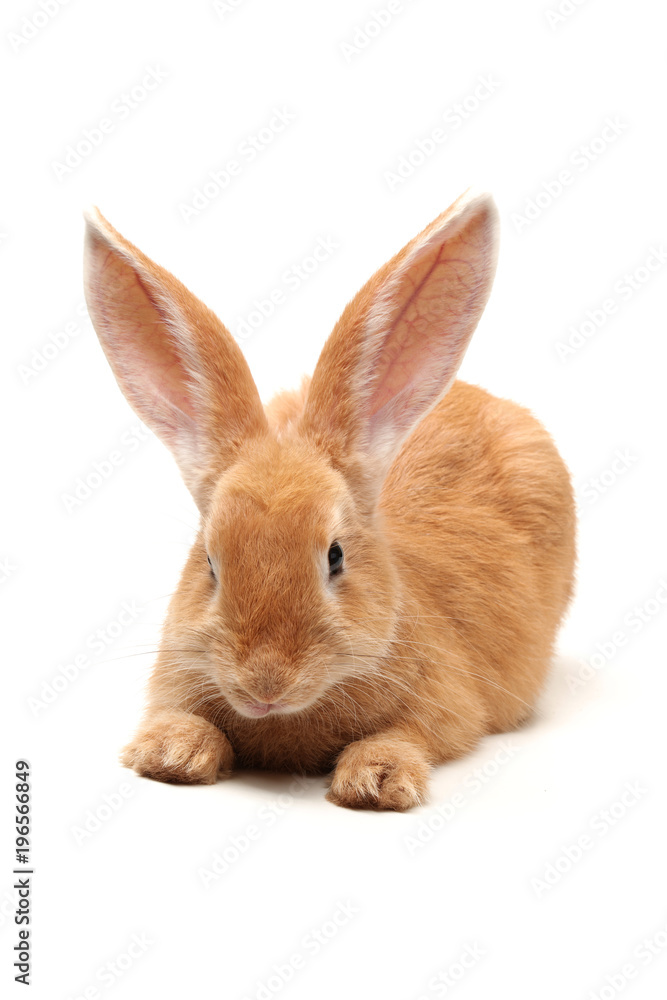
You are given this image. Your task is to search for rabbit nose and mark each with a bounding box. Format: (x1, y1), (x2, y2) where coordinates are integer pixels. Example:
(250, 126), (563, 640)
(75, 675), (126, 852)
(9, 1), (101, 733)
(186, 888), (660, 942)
(240, 671), (292, 715)
(240, 673), (287, 706)
(243, 647), (291, 697)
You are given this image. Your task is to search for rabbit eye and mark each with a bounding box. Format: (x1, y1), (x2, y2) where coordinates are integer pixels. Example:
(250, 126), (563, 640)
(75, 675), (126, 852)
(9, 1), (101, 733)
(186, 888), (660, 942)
(328, 542), (344, 576)
(207, 554), (216, 580)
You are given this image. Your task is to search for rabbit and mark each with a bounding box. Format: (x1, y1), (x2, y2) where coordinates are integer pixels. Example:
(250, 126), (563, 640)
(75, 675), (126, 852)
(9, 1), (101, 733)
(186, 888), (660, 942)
(83, 190), (576, 811)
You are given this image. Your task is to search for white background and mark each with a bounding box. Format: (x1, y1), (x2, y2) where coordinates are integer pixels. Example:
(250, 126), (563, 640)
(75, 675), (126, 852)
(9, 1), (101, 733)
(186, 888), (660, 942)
(2, 1), (666, 998)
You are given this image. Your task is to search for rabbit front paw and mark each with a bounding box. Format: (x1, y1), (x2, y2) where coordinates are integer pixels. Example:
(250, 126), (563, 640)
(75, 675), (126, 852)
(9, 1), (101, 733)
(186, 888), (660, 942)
(121, 711), (233, 784)
(327, 735), (430, 811)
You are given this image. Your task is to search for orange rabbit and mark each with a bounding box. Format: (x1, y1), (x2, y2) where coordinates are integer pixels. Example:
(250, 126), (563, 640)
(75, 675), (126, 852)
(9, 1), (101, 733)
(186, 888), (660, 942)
(83, 191), (575, 810)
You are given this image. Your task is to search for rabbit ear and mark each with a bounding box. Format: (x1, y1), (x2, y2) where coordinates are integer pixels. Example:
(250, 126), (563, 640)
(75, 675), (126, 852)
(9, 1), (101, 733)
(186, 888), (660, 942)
(301, 191), (498, 489)
(83, 209), (268, 504)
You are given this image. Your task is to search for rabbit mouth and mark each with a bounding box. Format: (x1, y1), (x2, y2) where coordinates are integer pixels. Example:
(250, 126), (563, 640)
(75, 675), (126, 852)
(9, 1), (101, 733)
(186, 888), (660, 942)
(225, 670), (328, 719)
(242, 699), (290, 718)
(228, 688), (311, 719)
(229, 686), (325, 719)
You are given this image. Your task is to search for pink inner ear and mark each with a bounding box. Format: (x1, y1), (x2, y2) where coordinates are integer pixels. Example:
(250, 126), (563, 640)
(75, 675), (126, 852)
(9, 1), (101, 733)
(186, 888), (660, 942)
(368, 240), (478, 418)
(94, 244), (197, 423)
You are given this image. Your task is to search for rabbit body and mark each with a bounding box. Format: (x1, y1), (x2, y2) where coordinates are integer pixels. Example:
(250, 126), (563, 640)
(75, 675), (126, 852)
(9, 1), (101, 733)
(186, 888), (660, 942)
(124, 378), (574, 808)
(84, 192), (575, 810)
